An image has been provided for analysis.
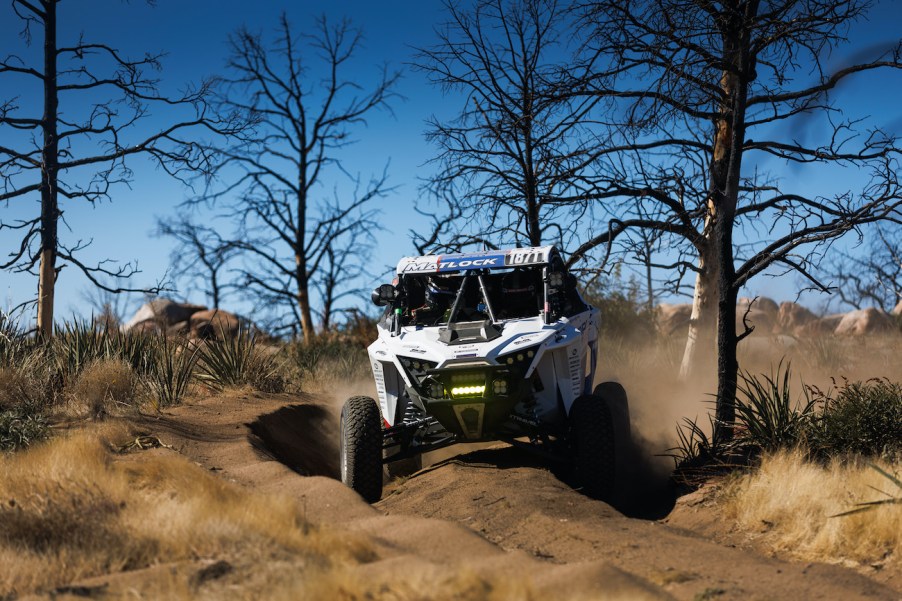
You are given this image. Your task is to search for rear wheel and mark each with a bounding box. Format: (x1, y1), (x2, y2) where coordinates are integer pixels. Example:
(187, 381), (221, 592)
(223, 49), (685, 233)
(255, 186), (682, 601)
(569, 394), (616, 500)
(340, 396), (383, 503)
(594, 382), (631, 443)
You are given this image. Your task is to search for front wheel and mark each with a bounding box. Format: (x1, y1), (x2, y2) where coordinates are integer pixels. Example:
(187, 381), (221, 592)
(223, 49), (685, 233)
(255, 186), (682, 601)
(340, 396), (383, 503)
(569, 394), (616, 500)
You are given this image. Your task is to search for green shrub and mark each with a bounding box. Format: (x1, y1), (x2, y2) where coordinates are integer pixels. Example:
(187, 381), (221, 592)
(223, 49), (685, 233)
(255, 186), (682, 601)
(580, 272), (657, 342)
(814, 379), (902, 458)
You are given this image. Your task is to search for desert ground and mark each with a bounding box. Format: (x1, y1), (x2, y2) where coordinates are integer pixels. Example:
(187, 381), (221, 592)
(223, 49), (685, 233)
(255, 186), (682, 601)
(3, 383), (896, 601)
(2, 298), (900, 599)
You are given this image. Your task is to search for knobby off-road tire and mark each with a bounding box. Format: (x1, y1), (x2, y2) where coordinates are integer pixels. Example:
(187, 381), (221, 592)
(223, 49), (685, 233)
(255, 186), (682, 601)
(340, 396), (383, 503)
(570, 394), (616, 501)
(594, 382), (633, 488)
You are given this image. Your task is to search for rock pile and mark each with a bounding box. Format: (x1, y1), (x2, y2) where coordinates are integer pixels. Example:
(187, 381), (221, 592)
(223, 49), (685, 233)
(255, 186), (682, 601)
(654, 296), (899, 338)
(122, 298), (246, 339)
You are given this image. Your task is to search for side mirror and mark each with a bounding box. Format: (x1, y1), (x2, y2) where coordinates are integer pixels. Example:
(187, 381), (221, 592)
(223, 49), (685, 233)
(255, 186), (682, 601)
(371, 283), (397, 307)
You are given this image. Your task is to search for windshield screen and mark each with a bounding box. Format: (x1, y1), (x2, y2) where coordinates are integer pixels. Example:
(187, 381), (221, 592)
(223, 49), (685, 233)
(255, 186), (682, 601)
(401, 268), (543, 327)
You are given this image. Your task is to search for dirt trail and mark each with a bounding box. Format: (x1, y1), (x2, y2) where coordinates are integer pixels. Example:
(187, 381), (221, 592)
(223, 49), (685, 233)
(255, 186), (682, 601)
(69, 391), (898, 600)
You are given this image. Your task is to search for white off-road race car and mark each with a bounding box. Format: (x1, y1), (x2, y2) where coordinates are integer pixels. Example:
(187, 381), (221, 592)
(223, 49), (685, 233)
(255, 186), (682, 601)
(339, 246), (630, 502)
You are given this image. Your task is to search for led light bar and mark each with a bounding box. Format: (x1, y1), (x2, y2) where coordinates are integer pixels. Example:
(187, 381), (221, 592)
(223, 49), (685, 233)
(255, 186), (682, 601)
(451, 385), (485, 397)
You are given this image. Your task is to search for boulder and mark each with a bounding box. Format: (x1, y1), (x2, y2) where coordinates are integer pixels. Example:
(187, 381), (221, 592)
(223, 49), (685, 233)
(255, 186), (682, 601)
(737, 296), (779, 316)
(798, 313), (845, 337)
(128, 319), (160, 335)
(656, 303), (692, 336)
(123, 298), (207, 331)
(736, 308), (776, 336)
(190, 309), (241, 340)
(834, 307), (895, 336)
(777, 301), (817, 334)
(167, 320), (191, 336)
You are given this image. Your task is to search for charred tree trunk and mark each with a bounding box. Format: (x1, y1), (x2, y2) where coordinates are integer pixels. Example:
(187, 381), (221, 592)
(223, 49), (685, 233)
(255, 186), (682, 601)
(295, 257), (315, 344)
(37, 0), (58, 339)
(711, 0), (757, 444)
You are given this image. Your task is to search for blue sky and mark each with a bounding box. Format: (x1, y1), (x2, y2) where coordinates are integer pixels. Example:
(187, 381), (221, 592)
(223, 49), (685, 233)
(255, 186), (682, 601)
(1, 0), (900, 324)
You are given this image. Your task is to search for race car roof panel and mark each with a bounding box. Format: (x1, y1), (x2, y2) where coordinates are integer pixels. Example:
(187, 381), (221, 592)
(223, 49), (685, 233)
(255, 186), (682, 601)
(396, 246), (556, 275)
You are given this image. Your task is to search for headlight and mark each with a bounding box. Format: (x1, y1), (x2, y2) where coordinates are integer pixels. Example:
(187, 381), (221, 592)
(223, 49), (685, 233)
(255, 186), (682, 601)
(398, 356), (437, 377)
(496, 345), (539, 371)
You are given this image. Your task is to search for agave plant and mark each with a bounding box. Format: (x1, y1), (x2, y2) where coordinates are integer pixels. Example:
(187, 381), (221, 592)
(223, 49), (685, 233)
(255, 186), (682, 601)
(0, 405), (49, 451)
(735, 361), (817, 454)
(52, 319), (107, 382)
(145, 334), (197, 409)
(195, 327), (274, 391)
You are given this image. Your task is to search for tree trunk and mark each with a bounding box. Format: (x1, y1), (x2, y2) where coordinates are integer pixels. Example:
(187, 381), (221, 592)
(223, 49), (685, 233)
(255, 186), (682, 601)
(295, 261), (316, 343)
(710, 1), (757, 443)
(679, 239), (716, 379)
(37, 0), (58, 339)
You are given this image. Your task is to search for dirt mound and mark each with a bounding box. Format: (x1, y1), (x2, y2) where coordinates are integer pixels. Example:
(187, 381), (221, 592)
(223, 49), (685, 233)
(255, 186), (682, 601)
(31, 391), (899, 600)
(377, 445), (895, 600)
(248, 402), (339, 477)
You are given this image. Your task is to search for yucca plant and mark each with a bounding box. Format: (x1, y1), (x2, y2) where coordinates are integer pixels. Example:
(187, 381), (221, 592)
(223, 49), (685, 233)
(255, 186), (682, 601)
(0, 310), (31, 368)
(52, 319), (107, 382)
(735, 362), (817, 454)
(105, 329), (156, 375)
(0, 404), (49, 451)
(145, 334), (197, 409)
(195, 327), (274, 391)
(666, 413), (736, 486)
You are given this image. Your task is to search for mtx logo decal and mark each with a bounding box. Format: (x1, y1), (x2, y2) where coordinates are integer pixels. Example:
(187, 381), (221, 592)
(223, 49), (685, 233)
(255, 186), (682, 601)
(399, 258), (439, 273)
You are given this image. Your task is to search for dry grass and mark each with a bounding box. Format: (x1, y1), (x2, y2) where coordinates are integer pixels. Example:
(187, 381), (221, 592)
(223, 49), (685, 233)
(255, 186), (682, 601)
(0, 426), (536, 599)
(719, 449), (902, 567)
(67, 358), (137, 418)
(0, 425), (372, 598)
(0, 366), (45, 410)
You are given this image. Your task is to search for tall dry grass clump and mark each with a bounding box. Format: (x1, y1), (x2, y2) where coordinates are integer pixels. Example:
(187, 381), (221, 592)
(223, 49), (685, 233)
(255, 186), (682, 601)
(0, 427), (371, 598)
(67, 358), (137, 418)
(720, 449), (902, 567)
(0, 366), (46, 411)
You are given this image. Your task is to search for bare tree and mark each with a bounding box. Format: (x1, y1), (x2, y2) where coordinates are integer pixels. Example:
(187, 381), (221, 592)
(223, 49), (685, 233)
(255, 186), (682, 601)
(313, 211), (378, 332)
(155, 216), (239, 308)
(79, 280), (134, 330)
(565, 0), (902, 440)
(196, 14), (399, 342)
(0, 0), (234, 337)
(415, 0), (603, 250)
(823, 225), (901, 312)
